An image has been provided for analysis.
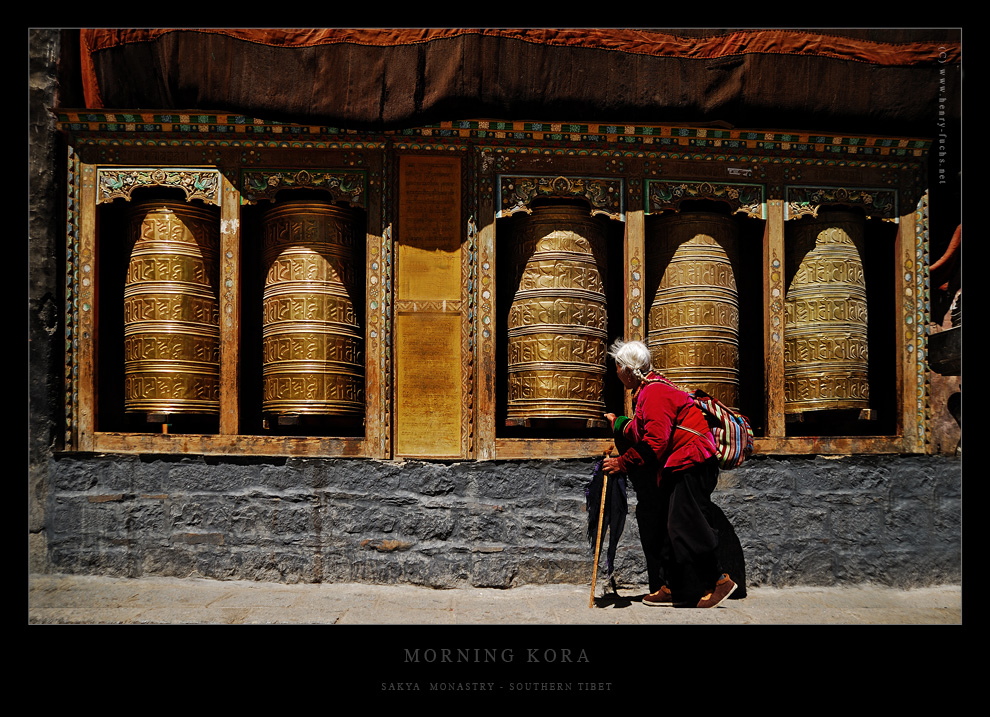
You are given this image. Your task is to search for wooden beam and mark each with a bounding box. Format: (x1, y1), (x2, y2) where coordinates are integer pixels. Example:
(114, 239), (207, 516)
(93, 432), (365, 457)
(495, 438), (613, 460)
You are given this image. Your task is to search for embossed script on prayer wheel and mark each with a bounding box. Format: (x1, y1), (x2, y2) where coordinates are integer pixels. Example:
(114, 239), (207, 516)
(123, 201), (221, 415)
(647, 213), (741, 409)
(784, 210), (869, 413)
(506, 202), (608, 425)
(261, 200), (364, 419)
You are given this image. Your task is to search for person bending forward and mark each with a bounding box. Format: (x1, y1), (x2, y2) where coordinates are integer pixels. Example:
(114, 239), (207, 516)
(603, 339), (737, 608)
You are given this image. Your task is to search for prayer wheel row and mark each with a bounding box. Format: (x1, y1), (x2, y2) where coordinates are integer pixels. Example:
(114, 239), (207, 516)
(121, 199), (871, 427)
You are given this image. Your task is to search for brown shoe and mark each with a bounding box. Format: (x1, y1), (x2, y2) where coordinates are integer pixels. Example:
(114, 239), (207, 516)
(642, 585), (674, 606)
(696, 574), (737, 608)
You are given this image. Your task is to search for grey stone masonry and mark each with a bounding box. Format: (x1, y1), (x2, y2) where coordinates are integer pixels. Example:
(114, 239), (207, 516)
(45, 453), (961, 589)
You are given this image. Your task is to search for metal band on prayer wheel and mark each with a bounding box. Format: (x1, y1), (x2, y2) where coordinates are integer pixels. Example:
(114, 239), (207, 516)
(647, 212), (741, 409)
(123, 201), (221, 415)
(261, 200), (364, 418)
(784, 209), (869, 413)
(506, 203), (608, 425)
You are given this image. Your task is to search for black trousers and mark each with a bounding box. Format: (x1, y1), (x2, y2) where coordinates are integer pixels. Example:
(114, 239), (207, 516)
(631, 457), (722, 603)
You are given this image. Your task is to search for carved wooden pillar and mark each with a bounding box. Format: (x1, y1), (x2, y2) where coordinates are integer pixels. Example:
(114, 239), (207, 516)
(219, 174), (241, 435)
(763, 199), (787, 437)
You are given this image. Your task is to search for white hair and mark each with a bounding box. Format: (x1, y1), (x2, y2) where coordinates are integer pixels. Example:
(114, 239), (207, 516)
(608, 339), (652, 381)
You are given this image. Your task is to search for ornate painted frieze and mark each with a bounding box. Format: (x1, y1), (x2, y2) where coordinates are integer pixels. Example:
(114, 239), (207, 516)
(96, 168), (222, 205)
(241, 169), (367, 206)
(646, 180), (765, 219)
(497, 175), (623, 219)
(786, 185), (897, 221)
(59, 113), (931, 172)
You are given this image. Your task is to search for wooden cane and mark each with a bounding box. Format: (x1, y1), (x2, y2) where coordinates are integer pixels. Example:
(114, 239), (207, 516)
(589, 450), (611, 608)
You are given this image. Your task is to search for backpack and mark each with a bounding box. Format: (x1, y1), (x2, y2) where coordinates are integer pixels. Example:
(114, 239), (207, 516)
(690, 389), (754, 470)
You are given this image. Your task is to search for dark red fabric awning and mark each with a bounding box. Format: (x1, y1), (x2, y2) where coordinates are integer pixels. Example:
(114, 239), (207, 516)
(78, 28), (961, 136)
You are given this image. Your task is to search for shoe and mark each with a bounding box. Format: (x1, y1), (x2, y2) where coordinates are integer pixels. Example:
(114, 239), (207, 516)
(696, 574), (737, 608)
(642, 585), (674, 606)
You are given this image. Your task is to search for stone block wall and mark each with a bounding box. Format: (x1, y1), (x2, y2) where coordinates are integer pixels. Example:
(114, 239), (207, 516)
(44, 453), (961, 589)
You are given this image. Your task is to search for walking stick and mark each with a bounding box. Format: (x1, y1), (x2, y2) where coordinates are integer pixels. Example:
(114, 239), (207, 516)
(589, 450), (611, 608)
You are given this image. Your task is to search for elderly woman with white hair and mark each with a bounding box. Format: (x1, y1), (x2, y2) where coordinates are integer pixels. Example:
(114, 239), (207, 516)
(603, 338), (737, 608)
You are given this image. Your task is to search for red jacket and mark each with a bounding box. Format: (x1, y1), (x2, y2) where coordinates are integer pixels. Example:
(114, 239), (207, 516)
(612, 373), (717, 482)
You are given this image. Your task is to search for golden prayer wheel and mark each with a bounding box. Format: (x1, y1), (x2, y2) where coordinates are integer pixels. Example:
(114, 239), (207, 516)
(123, 200), (221, 415)
(784, 209), (869, 413)
(646, 212), (741, 409)
(261, 199), (364, 419)
(505, 202), (608, 425)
